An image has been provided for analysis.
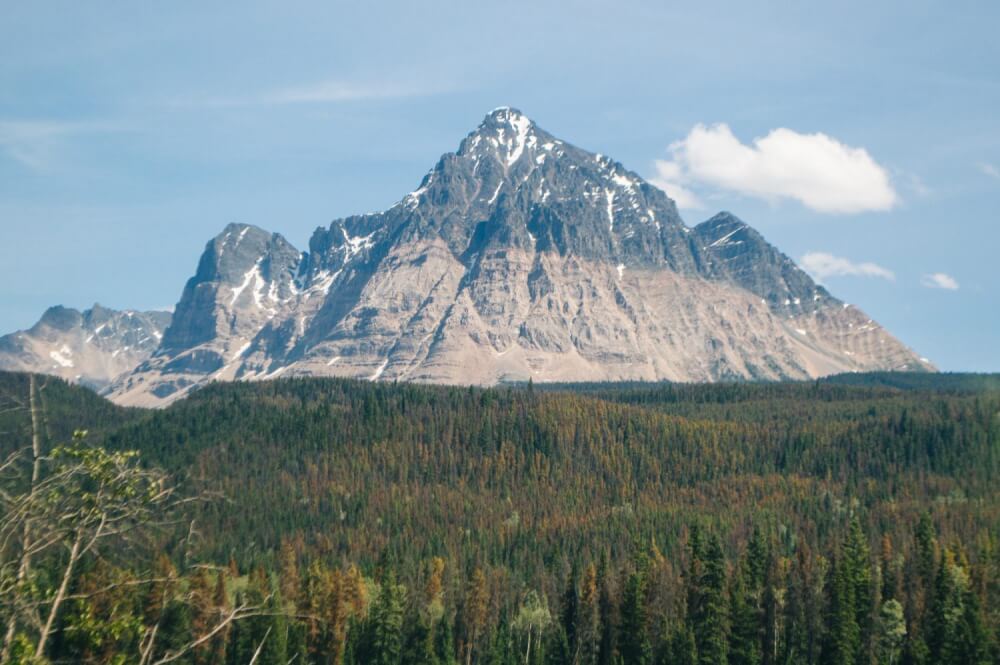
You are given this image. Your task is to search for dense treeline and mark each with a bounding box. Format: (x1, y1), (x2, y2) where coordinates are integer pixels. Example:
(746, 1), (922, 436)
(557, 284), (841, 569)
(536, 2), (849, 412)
(0, 371), (998, 663)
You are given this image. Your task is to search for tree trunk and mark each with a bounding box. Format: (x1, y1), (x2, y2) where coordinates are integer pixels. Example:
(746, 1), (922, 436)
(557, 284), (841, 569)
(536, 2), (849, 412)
(35, 529), (83, 659)
(1, 375), (44, 661)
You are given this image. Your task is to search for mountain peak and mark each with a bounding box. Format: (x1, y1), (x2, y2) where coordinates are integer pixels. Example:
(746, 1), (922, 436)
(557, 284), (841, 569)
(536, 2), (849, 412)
(38, 305), (82, 331)
(0, 304), (172, 390)
(456, 107), (540, 169)
(100, 109), (933, 405)
(484, 106), (530, 125)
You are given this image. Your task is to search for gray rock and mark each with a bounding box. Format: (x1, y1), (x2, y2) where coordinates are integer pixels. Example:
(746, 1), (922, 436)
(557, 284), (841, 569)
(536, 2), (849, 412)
(97, 108), (934, 406)
(0, 304), (171, 390)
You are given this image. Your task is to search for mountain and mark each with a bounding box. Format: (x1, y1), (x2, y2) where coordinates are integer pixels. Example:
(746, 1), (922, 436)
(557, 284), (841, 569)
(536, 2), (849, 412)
(101, 108), (932, 406)
(0, 304), (171, 390)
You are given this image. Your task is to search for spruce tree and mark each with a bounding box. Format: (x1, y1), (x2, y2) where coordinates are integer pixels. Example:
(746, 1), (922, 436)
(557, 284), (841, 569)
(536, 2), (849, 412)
(843, 519), (873, 663)
(822, 554), (859, 665)
(668, 625), (697, 665)
(729, 561), (762, 665)
(618, 570), (651, 665)
(560, 563), (580, 662)
(694, 534), (728, 665)
(370, 571), (408, 665)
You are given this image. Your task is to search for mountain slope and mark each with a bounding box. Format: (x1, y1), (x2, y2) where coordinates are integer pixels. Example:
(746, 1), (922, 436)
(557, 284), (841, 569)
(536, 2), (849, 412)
(105, 108), (931, 405)
(0, 305), (171, 390)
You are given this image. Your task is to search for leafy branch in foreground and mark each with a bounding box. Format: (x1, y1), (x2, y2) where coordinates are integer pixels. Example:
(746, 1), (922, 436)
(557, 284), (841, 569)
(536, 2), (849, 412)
(0, 375), (262, 664)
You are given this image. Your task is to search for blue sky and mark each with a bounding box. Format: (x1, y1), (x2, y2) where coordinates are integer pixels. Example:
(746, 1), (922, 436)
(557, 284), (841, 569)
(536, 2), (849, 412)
(1, 1), (998, 371)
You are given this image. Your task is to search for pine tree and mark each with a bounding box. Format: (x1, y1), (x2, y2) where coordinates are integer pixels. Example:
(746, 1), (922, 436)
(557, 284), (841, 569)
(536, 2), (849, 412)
(667, 625), (697, 665)
(560, 563), (580, 662)
(843, 519), (873, 664)
(597, 554), (617, 665)
(226, 568), (288, 665)
(286, 618), (310, 665)
(729, 560), (762, 665)
(577, 563), (601, 665)
(694, 534), (728, 665)
(618, 570), (651, 665)
(370, 571), (408, 665)
(925, 550), (984, 664)
(880, 535), (900, 604)
(545, 624), (571, 665)
(402, 612), (438, 665)
(486, 616), (515, 665)
(760, 553), (782, 665)
(822, 554), (859, 665)
(954, 587), (991, 665)
(436, 615), (459, 665)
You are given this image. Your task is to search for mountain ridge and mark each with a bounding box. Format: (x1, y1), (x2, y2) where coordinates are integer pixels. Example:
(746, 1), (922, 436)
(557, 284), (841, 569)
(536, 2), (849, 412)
(0, 304), (171, 390)
(3, 108), (935, 404)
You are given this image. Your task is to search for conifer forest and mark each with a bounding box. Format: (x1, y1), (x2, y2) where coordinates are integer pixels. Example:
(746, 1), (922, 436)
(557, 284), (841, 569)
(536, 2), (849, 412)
(0, 371), (997, 664)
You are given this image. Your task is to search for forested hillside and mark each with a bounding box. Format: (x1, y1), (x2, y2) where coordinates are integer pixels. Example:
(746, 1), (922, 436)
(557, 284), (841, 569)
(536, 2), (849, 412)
(0, 371), (997, 664)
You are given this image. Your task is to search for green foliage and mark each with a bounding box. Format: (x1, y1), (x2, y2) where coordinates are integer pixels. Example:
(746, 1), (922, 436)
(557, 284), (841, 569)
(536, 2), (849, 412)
(618, 571), (651, 665)
(367, 572), (408, 665)
(875, 599), (906, 665)
(693, 534), (728, 665)
(1, 371), (999, 664)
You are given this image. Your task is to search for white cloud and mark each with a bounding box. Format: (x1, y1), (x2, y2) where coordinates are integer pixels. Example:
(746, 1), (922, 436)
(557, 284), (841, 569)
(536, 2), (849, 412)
(921, 272), (959, 290)
(800, 252), (895, 282)
(649, 160), (704, 209)
(979, 162), (1000, 181)
(174, 78), (448, 109)
(263, 80), (435, 105)
(0, 120), (107, 171)
(653, 123), (898, 213)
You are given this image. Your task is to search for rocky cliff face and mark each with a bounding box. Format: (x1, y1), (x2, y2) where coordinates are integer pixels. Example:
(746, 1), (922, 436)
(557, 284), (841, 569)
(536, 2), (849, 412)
(103, 108), (932, 406)
(0, 305), (171, 390)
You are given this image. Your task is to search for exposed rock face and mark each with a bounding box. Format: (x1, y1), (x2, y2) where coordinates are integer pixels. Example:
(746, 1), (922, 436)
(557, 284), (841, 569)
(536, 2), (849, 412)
(0, 305), (171, 390)
(103, 107), (933, 406)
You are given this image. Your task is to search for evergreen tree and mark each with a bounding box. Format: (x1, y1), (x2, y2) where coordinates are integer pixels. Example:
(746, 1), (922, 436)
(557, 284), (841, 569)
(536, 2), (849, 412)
(822, 554), (860, 665)
(545, 624), (571, 665)
(436, 615), (459, 665)
(923, 549), (992, 665)
(402, 612), (438, 665)
(560, 563), (580, 662)
(369, 571), (408, 665)
(286, 618), (309, 665)
(954, 587), (991, 665)
(485, 616), (514, 665)
(226, 568), (288, 665)
(760, 553), (782, 665)
(157, 599), (194, 664)
(597, 553), (617, 665)
(729, 560), (762, 665)
(843, 519), (873, 664)
(577, 563), (602, 665)
(693, 534), (728, 665)
(667, 626), (697, 665)
(619, 570), (651, 665)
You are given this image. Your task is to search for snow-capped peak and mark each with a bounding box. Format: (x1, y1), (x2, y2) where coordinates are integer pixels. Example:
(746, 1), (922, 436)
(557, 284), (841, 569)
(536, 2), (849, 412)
(460, 107), (539, 168)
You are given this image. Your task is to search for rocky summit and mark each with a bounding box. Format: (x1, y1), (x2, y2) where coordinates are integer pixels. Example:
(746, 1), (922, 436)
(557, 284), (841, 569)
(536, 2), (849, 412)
(15, 108), (936, 406)
(0, 305), (171, 390)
